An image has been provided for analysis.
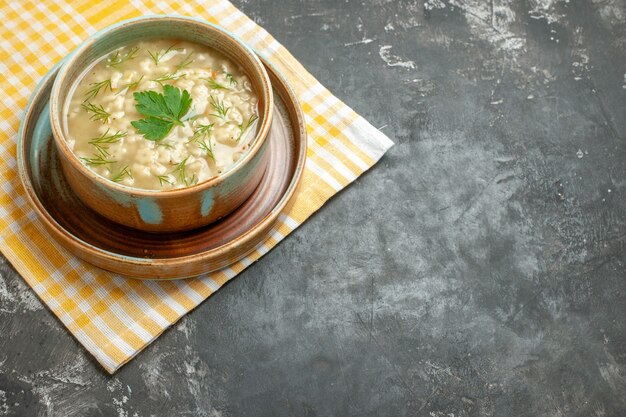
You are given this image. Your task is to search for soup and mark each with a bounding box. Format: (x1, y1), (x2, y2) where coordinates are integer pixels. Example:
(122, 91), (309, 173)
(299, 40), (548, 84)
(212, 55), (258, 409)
(65, 40), (259, 190)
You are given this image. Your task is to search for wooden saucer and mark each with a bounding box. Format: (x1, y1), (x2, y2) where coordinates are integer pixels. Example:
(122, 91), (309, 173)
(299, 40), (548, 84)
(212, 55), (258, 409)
(17, 59), (307, 279)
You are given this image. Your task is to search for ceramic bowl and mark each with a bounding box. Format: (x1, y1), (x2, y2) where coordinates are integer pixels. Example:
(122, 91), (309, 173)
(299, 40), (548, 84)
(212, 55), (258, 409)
(49, 15), (273, 233)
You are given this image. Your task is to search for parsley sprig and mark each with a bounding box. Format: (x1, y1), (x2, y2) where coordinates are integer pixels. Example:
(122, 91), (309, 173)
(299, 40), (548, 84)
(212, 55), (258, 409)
(131, 85), (192, 141)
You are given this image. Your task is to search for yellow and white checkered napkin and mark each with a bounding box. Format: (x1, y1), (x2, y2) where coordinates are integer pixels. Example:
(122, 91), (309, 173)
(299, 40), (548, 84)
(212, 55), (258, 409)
(0, 0), (393, 373)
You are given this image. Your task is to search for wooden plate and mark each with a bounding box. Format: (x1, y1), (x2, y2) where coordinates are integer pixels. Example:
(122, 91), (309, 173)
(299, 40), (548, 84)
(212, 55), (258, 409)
(17, 58), (307, 279)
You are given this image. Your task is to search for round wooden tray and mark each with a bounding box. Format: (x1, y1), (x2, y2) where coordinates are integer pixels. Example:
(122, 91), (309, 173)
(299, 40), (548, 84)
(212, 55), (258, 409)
(17, 58), (307, 279)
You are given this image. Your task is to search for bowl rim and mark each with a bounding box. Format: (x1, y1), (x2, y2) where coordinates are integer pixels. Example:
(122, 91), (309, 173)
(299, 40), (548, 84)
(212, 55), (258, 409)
(49, 14), (274, 197)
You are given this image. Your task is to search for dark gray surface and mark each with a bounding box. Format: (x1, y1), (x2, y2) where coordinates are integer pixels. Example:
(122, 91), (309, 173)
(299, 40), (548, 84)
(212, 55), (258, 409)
(1, 0), (625, 416)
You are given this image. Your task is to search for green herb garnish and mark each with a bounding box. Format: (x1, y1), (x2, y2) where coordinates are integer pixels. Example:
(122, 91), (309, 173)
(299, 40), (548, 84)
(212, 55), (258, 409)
(225, 73), (237, 86)
(191, 123), (214, 141)
(88, 129), (126, 157)
(198, 140), (215, 161)
(173, 156), (194, 186)
(209, 95), (230, 119)
(147, 44), (182, 66)
(80, 154), (117, 166)
(84, 79), (112, 102)
(158, 142), (174, 150)
(106, 46), (139, 67)
(156, 174), (174, 186)
(117, 75), (144, 96)
(131, 85), (192, 141)
(81, 102), (111, 123)
(191, 123), (215, 161)
(111, 166), (132, 183)
(152, 72), (186, 85)
(201, 78), (227, 90)
(176, 53), (194, 71)
(236, 114), (259, 142)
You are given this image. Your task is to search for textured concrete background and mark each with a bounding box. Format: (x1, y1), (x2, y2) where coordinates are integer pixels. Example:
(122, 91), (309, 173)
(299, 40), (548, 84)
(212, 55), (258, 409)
(1, 0), (625, 416)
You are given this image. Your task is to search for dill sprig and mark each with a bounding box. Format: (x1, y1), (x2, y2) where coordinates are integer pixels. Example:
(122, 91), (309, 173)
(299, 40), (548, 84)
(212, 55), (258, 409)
(117, 75), (144, 96)
(158, 142), (174, 150)
(80, 154), (117, 166)
(84, 79), (112, 102)
(106, 46), (139, 67)
(191, 123), (214, 141)
(198, 140), (215, 161)
(176, 52), (194, 71)
(236, 114), (259, 142)
(173, 156), (190, 184)
(209, 95), (230, 119)
(171, 156), (198, 186)
(225, 73), (237, 86)
(111, 166), (132, 183)
(156, 174), (174, 186)
(147, 44), (182, 66)
(201, 77), (227, 90)
(152, 72), (186, 85)
(88, 129), (126, 157)
(191, 123), (215, 161)
(81, 102), (111, 123)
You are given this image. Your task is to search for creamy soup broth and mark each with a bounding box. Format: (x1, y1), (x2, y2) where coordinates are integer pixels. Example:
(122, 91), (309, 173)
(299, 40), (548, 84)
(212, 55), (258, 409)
(65, 39), (259, 190)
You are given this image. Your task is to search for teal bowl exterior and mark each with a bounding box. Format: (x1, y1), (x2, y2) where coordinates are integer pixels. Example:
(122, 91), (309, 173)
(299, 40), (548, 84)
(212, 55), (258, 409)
(49, 16), (273, 233)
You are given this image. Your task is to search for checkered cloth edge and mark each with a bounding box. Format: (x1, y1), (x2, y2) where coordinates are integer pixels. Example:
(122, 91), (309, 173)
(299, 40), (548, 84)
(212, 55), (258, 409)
(0, 0), (393, 373)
